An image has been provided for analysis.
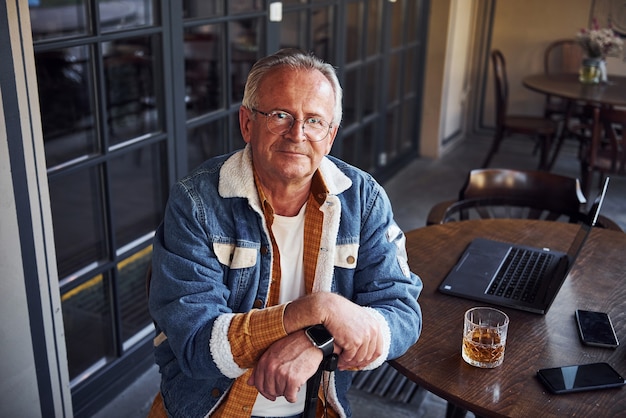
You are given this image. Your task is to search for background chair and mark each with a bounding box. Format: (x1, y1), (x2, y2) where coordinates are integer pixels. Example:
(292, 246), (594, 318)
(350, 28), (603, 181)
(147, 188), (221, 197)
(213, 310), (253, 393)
(482, 50), (558, 170)
(580, 106), (626, 197)
(542, 39), (593, 168)
(427, 168), (622, 231)
(542, 39), (585, 120)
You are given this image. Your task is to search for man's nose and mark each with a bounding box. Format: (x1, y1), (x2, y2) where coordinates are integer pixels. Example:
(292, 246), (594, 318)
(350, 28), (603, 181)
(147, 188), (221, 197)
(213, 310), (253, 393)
(285, 119), (307, 141)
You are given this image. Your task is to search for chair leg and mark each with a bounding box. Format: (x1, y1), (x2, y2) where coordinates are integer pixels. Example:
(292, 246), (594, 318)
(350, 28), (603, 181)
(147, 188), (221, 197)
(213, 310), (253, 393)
(482, 130), (504, 168)
(547, 133), (565, 170)
(581, 165), (592, 198)
(538, 135), (552, 171)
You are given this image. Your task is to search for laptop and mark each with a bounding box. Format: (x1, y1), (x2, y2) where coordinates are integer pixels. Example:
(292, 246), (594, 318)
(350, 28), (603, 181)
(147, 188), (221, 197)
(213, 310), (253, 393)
(438, 177), (610, 314)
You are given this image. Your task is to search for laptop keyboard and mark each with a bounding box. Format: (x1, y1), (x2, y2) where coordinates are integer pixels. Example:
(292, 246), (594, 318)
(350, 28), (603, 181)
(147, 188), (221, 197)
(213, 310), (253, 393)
(487, 247), (554, 302)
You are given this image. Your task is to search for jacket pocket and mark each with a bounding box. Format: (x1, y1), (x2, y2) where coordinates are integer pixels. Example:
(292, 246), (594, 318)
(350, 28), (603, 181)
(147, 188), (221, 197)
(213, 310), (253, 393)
(334, 243), (359, 269)
(213, 243), (257, 269)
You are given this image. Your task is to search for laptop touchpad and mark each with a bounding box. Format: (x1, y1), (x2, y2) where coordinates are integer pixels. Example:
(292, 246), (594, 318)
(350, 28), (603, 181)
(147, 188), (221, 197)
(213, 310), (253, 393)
(456, 252), (501, 278)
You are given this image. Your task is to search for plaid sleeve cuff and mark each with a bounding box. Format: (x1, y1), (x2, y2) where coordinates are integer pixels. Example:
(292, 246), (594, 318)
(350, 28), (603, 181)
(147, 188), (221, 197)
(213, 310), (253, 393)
(227, 304), (289, 369)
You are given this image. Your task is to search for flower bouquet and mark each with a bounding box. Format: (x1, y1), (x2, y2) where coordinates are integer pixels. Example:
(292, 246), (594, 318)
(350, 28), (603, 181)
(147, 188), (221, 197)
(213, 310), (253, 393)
(576, 19), (623, 83)
(576, 20), (623, 59)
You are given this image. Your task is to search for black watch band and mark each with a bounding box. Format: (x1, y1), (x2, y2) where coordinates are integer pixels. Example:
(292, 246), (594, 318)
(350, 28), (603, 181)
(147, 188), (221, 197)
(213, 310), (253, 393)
(305, 324), (334, 357)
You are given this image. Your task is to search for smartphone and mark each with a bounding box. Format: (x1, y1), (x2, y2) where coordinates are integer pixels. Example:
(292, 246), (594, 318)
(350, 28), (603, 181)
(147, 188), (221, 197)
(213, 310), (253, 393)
(537, 362), (626, 394)
(575, 309), (619, 348)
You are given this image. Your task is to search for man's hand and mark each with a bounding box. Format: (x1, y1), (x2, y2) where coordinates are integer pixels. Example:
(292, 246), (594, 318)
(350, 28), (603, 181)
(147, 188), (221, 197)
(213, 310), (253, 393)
(284, 293), (384, 371)
(247, 331), (323, 402)
(320, 295), (383, 371)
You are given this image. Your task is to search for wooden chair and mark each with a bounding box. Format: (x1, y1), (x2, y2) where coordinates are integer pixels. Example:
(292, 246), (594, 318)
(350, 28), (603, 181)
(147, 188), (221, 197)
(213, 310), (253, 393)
(427, 168), (623, 231)
(543, 40), (593, 168)
(543, 39), (584, 119)
(482, 50), (557, 170)
(580, 106), (626, 197)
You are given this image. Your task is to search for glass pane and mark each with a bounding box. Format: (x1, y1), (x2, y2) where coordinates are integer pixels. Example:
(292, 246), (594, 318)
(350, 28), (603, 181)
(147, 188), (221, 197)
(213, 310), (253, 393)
(341, 126), (374, 172)
(360, 123), (375, 172)
(343, 68), (359, 126)
(187, 119), (229, 171)
(101, 0), (156, 32)
(36, 46), (98, 168)
(385, 108), (399, 161)
(118, 246), (153, 343)
(388, 52), (400, 102)
(110, 143), (167, 249)
(104, 35), (163, 146)
(364, 61), (379, 115)
(230, 0), (262, 13)
(29, 0), (88, 41)
(390, 0), (404, 48)
(312, 7), (333, 60)
(340, 130), (359, 168)
(231, 114), (246, 149)
(231, 19), (262, 103)
(49, 166), (107, 279)
(407, 0), (420, 42)
(185, 25), (224, 118)
(400, 97), (417, 152)
(346, 2), (362, 63)
(366, 0), (381, 56)
(404, 48), (416, 95)
(280, 11), (306, 49)
(184, 0), (224, 19)
(62, 272), (115, 382)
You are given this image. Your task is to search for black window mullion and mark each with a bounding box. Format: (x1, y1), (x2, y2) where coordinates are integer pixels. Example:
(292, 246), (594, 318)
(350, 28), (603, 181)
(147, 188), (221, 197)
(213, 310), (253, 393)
(100, 157), (122, 355)
(167, 1), (189, 179)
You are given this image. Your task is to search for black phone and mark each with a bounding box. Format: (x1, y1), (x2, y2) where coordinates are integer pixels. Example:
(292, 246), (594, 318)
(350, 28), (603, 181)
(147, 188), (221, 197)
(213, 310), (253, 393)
(575, 309), (619, 348)
(537, 362), (626, 394)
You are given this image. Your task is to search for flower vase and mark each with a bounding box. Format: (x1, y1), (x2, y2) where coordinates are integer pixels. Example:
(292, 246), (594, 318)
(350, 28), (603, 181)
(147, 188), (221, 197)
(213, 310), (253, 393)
(598, 60), (608, 83)
(579, 58), (601, 84)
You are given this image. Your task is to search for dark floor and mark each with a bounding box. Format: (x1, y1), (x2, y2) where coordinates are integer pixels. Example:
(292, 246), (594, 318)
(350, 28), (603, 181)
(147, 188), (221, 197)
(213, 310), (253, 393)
(92, 134), (625, 417)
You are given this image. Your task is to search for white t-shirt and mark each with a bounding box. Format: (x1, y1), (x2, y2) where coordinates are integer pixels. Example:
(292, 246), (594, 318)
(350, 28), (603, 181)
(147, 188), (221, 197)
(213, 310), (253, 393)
(251, 203), (307, 416)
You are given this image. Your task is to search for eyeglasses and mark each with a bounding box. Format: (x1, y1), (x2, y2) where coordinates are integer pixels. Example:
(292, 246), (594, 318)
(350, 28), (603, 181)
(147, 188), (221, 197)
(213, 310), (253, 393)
(252, 108), (333, 142)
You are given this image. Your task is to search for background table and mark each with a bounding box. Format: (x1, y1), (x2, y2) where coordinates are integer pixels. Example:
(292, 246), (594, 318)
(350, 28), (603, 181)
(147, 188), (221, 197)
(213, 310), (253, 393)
(523, 73), (626, 107)
(390, 219), (626, 417)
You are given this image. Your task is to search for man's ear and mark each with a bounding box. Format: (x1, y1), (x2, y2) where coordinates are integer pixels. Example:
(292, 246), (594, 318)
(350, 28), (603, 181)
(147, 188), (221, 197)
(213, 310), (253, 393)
(324, 125), (339, 155)
(239, 106), (253, 144)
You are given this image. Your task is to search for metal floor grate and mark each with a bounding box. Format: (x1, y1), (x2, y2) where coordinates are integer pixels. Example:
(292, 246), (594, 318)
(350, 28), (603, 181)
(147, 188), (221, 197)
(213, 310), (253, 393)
(350, 362), (426, 406)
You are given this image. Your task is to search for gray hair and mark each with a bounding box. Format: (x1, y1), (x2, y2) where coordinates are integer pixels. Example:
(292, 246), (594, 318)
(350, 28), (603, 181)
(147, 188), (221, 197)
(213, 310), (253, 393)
(241, 48), (343, 126)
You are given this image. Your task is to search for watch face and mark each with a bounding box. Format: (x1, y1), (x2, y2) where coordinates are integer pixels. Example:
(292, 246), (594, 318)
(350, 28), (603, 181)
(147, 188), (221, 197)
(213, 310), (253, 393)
(307, 325), (333, 345)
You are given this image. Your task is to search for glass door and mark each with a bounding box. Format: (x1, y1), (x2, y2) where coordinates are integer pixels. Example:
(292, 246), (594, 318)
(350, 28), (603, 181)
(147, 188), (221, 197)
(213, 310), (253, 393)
(279, 0), (426, 179)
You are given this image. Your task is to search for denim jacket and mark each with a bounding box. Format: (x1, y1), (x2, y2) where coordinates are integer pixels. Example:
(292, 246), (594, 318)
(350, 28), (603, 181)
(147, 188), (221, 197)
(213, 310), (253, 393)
(149, 146), (422, 417)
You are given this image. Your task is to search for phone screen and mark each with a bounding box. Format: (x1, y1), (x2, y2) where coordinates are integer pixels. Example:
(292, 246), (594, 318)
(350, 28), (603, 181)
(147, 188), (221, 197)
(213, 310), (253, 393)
(537, 363), (625, 394)
(575, 310), (619, 348)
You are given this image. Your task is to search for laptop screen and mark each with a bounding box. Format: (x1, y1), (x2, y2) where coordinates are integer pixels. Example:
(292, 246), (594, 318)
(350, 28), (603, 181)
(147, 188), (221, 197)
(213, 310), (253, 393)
(564, 177), (609, 263)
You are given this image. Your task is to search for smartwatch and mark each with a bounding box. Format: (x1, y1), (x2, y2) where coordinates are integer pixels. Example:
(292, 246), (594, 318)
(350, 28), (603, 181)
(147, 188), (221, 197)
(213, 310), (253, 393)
(305, 324), (334, 357)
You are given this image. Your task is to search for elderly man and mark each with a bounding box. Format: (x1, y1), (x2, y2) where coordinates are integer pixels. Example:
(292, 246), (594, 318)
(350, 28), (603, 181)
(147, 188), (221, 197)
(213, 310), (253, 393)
(148, 48), (422, 418)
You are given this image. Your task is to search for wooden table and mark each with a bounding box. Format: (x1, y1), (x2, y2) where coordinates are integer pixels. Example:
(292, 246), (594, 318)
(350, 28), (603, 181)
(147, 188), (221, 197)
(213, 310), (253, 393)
(522, 72), (626, 176)
(522, 73), (626, 107)
(390, 219), (626, 418)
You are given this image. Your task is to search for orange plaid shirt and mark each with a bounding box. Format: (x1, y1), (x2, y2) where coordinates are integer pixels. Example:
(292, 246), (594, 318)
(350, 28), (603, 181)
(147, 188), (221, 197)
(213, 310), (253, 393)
(212, 170), (338, 418)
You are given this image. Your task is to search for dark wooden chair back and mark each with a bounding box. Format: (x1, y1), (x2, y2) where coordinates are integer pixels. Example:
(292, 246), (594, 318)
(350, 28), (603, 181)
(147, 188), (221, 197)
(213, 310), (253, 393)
(427, 168), (622, 231)
(544, 39), (584, 74)
(482, 51), (557, 169)
(542, 39), (585, 120)
(491, 50), (508, 129)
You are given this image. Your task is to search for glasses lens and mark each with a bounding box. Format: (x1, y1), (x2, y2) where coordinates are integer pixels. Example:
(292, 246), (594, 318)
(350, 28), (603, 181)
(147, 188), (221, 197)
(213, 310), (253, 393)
(304, 118), (330, 141)
(267, 112), (293, 135)
(266, 111), (330, 141)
